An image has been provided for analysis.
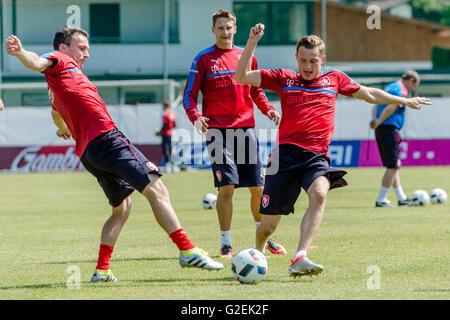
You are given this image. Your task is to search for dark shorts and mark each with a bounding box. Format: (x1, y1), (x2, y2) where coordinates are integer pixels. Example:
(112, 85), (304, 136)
(81, 129), (162, 207)
(161, 135), (172, 163)
(260, 144), (348, 215)
(206, 127), (264, 188)
(375, 125), (401, 169)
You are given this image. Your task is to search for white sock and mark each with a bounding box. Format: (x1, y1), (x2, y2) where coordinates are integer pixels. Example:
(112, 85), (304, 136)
(394, 186), (407, 202)
(220, 230), (232, 247)
(377, 187), (390, 203)
(294, 250), (307, 261)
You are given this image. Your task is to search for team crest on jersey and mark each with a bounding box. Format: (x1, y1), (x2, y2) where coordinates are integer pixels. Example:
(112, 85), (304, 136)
(146, 161), (158, 171)
(215, 170), (222, 182)
(262, 195), (270, 208)
(319, 77), (330, 86)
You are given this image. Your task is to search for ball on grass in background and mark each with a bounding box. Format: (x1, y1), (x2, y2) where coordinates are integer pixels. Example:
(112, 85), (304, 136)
(202, 193), (217, 210)
(411, 190), (430, 206)
(430, 188), (447, 204)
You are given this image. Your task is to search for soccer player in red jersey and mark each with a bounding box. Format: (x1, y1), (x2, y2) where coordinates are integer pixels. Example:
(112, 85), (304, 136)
(235, 24), (431, 277)
(183, 10), (286, 258)
(156, 100), (177, 173)
(5, 27), (223, 282)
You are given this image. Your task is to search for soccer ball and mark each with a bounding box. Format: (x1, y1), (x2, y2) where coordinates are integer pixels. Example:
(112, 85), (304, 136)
(231, 248), (267, 284)
(411, 190), (430, 206)
(202, 193), (217, 210)
(430, 188), (447, 204)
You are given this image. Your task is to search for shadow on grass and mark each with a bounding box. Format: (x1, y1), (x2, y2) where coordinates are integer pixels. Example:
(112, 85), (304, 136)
(0, 282), (68, 290)
(43, 256), (179, 265)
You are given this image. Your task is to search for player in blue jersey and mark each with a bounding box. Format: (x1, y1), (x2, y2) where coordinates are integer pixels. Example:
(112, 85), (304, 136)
(370, 70), (421, 207)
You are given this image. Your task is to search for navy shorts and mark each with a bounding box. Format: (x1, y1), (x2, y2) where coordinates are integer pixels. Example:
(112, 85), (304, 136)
(260, 144), (348, 215)
(206, 127), (264, 188)
(161, 135), (172, 162)
(375, 125), (401, 169)
(81, 129), (162, 207)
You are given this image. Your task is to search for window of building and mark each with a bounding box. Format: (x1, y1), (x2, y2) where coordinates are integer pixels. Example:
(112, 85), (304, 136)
(233, 1), (314, 45)
(90, 3), (120, 43)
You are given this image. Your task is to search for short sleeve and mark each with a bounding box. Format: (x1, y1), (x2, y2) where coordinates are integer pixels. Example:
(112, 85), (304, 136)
(260, 69), (283, 94)
(337, 72), (361, 97)
(385, 83), (403, 97)
(40, 51), (65, 75)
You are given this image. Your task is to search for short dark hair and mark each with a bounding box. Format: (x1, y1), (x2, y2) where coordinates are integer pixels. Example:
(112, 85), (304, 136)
(212, 9), (236, 27)
(53, 26), (89, 50)
(296, 35), (325, 56)
(402, 70), (420, 83)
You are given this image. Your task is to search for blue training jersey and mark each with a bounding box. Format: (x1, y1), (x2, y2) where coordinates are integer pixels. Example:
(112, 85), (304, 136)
(376, 80), (408, 129)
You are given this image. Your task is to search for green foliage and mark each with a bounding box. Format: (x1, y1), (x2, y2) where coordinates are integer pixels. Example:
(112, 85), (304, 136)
(413, 0), (450, 26)
(432, 46), (450, 68)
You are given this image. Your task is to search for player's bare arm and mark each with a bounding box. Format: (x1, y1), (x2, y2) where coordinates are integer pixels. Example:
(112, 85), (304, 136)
(5, 35), (53, 72)
(0, 99), (4, 111)
(234, 24), (264, 87)
(353, 85), (431, 109)
(51, 109), (72, 140)
(371, 104), (398, 129)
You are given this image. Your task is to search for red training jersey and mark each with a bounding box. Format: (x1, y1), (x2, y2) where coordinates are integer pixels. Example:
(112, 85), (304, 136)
(161, 109), (176, 136)
(260, 68), (360, 154)
(183, 44), (275, 128)
(41, 51), (117, 157)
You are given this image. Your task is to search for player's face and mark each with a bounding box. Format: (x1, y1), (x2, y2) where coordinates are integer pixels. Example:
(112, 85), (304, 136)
(405, 78), (419, 92)
(296, 46), (325, 81)
(212, 18), (236, 49)
(61, 34), (90, 69)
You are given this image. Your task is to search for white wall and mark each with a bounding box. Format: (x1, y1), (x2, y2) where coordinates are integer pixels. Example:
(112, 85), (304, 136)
(1, 98), (449, 147)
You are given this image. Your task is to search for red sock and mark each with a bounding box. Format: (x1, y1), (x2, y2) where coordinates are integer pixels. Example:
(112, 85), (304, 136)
(96, 244), (114, 270)
(169, 228), (195, 251)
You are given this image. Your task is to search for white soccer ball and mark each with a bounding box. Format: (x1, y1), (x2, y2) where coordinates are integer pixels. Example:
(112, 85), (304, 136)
(202, 193), (217, 210)
(430, 188), (447, 204)
(411, 190), (430, 206)
(231, 248), (267, 284)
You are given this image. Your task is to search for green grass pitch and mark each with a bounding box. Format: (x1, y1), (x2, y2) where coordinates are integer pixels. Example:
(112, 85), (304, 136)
(0, 167), (448, 299)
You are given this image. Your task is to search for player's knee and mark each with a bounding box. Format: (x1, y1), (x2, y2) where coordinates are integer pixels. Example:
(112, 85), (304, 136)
(145, 178), (170, 203)
(309, 188), (328, 206)
(259, 221), (276, 237)
(218, 185), (234, 200)
(113, 197), (132, 220)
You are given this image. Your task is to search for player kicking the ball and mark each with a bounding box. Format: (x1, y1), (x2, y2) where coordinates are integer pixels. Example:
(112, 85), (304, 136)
(235, 24), (431, 278)
(5, 27), (223, 282)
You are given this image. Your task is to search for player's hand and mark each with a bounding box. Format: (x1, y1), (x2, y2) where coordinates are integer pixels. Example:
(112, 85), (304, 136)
(56, 128), (72, 140)
(155, 130), (161, 136)
(404, 97), (431, 110)
(5, 35), (23, 56)
(0, 99), (4, 111)
(249, 23), (264, 43)
(267, 110), (281, 126)
(369, 119), (377, 129)
(194, 117), (209, 134)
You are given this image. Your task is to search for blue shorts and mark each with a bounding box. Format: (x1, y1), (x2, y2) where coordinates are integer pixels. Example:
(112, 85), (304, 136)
(375, 125), (401, 169)
(206, 127), (264, 188)
(81, 129), (162, 207)
(260, 144), (347, 215)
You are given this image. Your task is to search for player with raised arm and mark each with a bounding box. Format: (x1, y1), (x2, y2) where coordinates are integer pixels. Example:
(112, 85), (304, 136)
(5, 27), (223, 282)
(234, 24), (431, 277)
(183, 10), (286, 258)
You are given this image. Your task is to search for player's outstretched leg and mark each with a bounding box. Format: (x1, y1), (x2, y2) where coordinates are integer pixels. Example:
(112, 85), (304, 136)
(142, 174), (223, 271)
(289, 176), (328, 278)
(91, 197), (132, 283)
